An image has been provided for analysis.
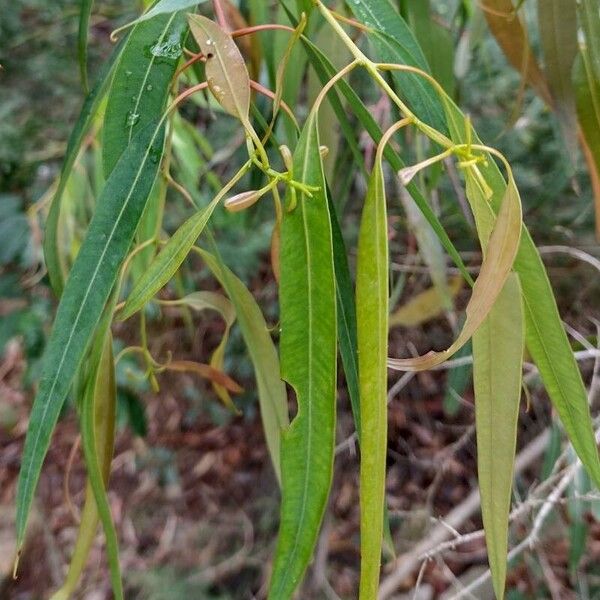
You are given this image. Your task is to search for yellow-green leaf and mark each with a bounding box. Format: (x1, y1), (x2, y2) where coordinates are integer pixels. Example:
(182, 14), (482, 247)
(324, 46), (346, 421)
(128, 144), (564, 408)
(473, 273), (524, 600)
(388, 173), (522, 371)
(389, 276), (463, 328)
(198, 248), (289, 484)
(356, 130), (389, 599)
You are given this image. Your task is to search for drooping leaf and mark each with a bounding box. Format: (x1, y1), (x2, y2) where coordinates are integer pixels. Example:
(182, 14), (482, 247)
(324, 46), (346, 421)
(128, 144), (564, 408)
(118, 201), (218, 321)
(291, 31), (473, 286)
(441, 95), (600, 489)
(347, 0), (447, 132)
(268, 114), (337, 599)
(103, 12), (187, 175)
(574, 49), (600, 238)
(356, 135), (389, 599)
(480, 0), (551, 103)
(187, 14), (251, 121)
(80, 332), (123, 600)
(50, 327), (117, 600)
(198, 247), (289, 484)
(579, 0), (600, 81)
(473, 273), (524, 600)
(389, 276), (463, 328)
(45, 36), (127, 296)
(78, 0), (94, 93)
(16, 120), (165, 547)
(111, 0), (206, 39)
(328, 195), (360, 434)
(405, 0), (455, 96)
(537, 0), (579, 156)
(388, 172), (522, 370)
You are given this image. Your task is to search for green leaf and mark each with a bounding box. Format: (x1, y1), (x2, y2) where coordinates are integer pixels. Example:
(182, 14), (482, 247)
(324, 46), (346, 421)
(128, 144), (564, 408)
(268, 114), (337, 599)
(406, 0), (455, 96)
(78, 0), (94, 93)
(473, 273), (524, 600)
(118, 201), (218, 321)
(111, 0), (206, 39)
(328, 195), (360, 434)
(103, 12), (186, 175)
(16, 120), (165, 547)
(80, 331), (123, 600)
(537, 0), (579, 156)
(389, 173), (522, 370)
(50, 325), (117, 600)
(198, 247), (289, 484)
(45, 36), (127, 296)
(579, 0), (600, 81)
(441, 96), (600, 489)
(187, 14), (251, 121)
(574, 49), (600, 238)
(347, 0), (447, 133)
(292, 32), (473, 286)
(356, 135), (389, 599)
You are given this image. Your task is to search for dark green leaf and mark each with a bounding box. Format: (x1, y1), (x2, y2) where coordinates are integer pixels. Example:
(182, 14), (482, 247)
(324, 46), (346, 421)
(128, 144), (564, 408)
(103, 12), (186, 175)
(45, 36), (127, 296)
(16, 120), (165, 547)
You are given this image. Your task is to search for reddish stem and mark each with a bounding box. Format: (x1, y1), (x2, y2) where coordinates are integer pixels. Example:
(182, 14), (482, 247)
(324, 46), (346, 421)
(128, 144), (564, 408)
(232, 24), (296, 37)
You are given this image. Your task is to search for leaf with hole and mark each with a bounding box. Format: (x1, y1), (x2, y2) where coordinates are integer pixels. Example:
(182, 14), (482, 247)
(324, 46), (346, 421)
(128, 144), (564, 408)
(268, 113), (337, 599)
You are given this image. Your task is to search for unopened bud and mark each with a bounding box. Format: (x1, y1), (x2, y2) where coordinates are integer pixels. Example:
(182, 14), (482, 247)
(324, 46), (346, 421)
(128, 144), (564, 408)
(319, 145), (329, 159)
(224, 190), (262, 212)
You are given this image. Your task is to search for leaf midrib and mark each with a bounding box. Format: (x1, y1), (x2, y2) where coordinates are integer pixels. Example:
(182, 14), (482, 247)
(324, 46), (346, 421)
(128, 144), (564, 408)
(17, 122), (162, 538)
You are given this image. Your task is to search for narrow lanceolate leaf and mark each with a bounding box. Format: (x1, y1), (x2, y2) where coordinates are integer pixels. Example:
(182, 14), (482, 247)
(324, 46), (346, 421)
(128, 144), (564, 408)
(538, 0), (579, 155)
(441, 96), (600, 488)
(473, 273), (524, 600)
(118, 201), (218, 321)
(187, 14), (251, 121)
(388, 173), (522, 371)
(78, 0), (94, 93)
(45, 36), (127, 296)
(103, 12), (186, 175)
(269, 114), (337, 599)
(111, 0), (206, 39)
(50, 328), (117, 600)
(16, 121), (165, 547)
(347, 0), (447, 133)
(574, 50), (600, 238)
(579, 0), (600, 81)
(198, 248), (289, 484)
(80, 333), (123, 600)
(356, 138), (389, 599)
(292, 32), (473, 286)
(480, 0), (551, 103)
(328, 196), (361, 434)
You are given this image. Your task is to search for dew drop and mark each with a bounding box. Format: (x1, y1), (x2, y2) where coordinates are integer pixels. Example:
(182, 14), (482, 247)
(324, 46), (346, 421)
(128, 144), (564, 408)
(126, 111), (140, 127)
(146, 84), (153, 91)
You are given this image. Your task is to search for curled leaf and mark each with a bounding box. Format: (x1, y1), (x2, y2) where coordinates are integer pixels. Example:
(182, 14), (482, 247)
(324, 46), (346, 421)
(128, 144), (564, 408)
(166, 360), (243, 394)
(388, 172), (522, 371)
